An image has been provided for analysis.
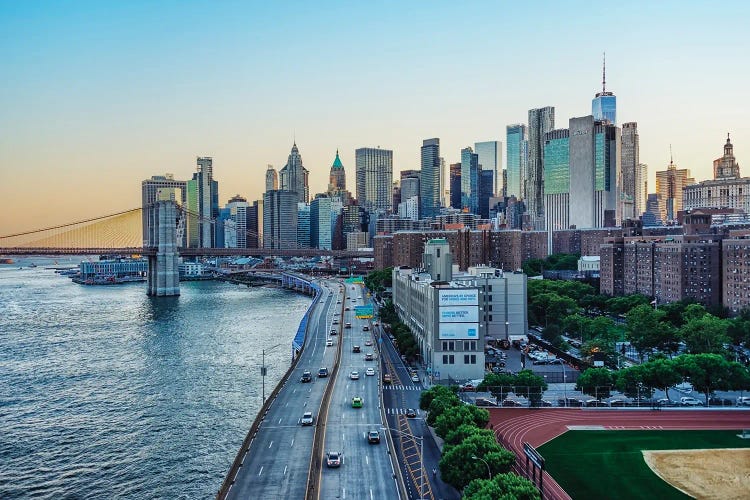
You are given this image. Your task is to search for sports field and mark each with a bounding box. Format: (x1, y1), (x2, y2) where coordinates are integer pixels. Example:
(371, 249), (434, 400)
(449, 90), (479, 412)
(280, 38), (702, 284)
(537, 430), (749, 500)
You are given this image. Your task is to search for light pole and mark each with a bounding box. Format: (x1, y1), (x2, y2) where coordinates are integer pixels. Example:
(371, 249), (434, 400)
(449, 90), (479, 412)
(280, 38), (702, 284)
(385, 427), (425, 499)
(262, 343), (283, 403)
(472, 455), (491, 479)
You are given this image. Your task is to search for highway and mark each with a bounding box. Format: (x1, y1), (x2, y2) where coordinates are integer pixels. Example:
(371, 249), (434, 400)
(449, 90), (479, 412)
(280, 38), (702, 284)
(318, 283), (400, 500)
(225, 279), (343, 500)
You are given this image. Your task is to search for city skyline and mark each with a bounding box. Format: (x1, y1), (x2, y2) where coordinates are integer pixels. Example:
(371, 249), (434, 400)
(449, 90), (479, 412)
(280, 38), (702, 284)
(1, 1), (749, 234)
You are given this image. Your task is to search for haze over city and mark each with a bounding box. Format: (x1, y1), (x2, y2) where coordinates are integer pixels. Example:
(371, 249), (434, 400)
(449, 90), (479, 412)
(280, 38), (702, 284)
(1, 0), (748, 234)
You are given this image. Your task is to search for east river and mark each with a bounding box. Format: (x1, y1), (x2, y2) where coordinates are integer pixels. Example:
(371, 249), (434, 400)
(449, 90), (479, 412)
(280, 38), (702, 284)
(0, 258), (311, 499)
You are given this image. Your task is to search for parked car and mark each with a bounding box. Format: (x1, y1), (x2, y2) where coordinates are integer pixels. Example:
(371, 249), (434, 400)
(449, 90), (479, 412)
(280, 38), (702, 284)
(460, 383), (476, 392)
(708, 396), (734, 407)
(475, 398), (498, 407)
(737, 396), (750, 407)
(680, 396), (703, 406)
(656, 398), (677, 407)
(501, 398), (526, 407)
(382, 373), (392, 385)
(411, 374), (420, 383)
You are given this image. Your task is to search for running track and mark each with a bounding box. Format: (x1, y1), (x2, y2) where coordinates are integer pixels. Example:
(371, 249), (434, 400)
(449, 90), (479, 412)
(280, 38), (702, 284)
(489, 409), (750, 500)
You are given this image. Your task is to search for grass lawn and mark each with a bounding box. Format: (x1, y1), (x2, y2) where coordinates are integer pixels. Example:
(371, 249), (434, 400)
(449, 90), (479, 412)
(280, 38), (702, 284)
(536, 430), (747, 500)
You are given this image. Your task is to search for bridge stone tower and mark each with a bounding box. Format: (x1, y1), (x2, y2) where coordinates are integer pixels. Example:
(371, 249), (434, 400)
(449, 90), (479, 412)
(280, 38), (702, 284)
(148, 200), (180, 296)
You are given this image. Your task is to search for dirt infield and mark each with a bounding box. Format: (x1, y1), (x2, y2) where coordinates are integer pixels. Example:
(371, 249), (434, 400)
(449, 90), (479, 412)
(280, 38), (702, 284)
(643, 448), (750, 500)
(488, 409), (750, 500)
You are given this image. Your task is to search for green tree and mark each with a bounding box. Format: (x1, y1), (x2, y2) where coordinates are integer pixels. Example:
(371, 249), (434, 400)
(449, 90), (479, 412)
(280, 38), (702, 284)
(426, 393), (462, 426)
(683, 303), (708, 322)
(363, 267), (392, 294)
(727, 310), (750, 346)
(439, 434), (515, 490)
(522, 258), (545, 277)
(680, 314), (731, 355)
(513, 370), (548, 406)
(434, 405), (490, 439)
(464, 473), (541, 500)
(529, 293), (578, 328)
(443, 424), (495, 453)
(615, 364), (650, 399)
(625, 305), (679, 359)
(562, 313), (591, 341)
(659, 298), (700, 328)
(576, 367), (615, 399)
(478, 372), (516, 402)
(640, 358), (682, 402)
(419, 385), (458, 411)
(605, 294), (650, 315)
(674, 354), (737, 403)
(579, 293), (609, 315)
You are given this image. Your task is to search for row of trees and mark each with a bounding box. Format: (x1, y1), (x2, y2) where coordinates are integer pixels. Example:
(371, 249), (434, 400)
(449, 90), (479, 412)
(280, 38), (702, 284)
(477, 370), (548, 406)
(378, 299), (419, 361)
(575, 353), (750, 402)
(522, 253), (581, 277)
(363, 267), (392, 296)
(419, 386), (540, 498)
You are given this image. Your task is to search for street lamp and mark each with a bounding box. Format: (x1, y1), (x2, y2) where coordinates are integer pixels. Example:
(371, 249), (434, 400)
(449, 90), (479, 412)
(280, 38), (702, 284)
(472, 455), (491, 479)
(385, 427), (425, 499)
(262, 343), (283, 403)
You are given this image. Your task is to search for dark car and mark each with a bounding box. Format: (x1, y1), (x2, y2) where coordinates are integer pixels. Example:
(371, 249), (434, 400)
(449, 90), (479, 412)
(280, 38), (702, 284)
(367, 430), (380, 444)
(405, 408), (417, 418)
(301, 371), (312, 383)
(318, 367), (329, 378)
(475, 398), (498, 407)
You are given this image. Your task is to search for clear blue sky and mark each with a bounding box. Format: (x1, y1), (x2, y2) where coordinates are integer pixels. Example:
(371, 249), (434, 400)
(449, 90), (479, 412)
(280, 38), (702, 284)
(1, 0), (748, 233)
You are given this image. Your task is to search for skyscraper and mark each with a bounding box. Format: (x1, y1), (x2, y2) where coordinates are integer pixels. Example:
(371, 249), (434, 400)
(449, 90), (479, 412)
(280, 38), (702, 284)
(620, 122), (639, 219)
(505, 124), (527, 199)
(527, 107), (555, 228)
(420, 138), (441, 218)
(475, 140), (502, 197)
(635, 163), (648, 216)
(400, 170), (420, 202)
(655, 153), (694, 222)
(449, 162), (462, 209)
(328, 150), (346, 193)
(592, 54), (616, 124)
(187, 157), (218, 248)
(355, 147), (393, 212)
(296, 202), (311, 249)
(141, 174), (187, 246)
(461, 147), (480, 214)
(265, 165), (278, 192)
(263, 190), (298, 249)
(223, 195), (250, 248)
(279, 142), (309, 203)
(543, 129), (570, 232)
(310, 196), (332, 250)
(479, 169), (494, 219)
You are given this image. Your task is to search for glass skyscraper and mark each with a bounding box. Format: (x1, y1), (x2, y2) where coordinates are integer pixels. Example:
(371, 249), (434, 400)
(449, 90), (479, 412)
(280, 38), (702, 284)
(420, 138), (441, 218)
(355, 147), (393, 212)
(527, 107), (555, 228)
(592, 55), (616, 124)
(474, 140), (501, 198)
(505, 124), (526, 199)
(461, 147), (479, 214)
(543, 130), (570, 232)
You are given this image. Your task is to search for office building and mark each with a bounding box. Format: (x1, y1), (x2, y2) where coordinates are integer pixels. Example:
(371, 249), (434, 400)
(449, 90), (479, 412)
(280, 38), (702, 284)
(543, 129), (571, 233)
(461, 147), (480, 214)
(297, 203), (311, 248)
(223, 195), (250, 248)
(621, 122), (639, 217)
(506, 124), (527, 200)
(449, 162), (462, 209)
(479, 170), (494, 219)
(420, 138), (441, 218)
(280, 142), (310, 203)
(527, 107), (555, 228)
(262, 190), (298, 249)
(724, 231), (750, 314)
(655, 154), (694, 222)
(311, 196), (332, 250)
(635, 163), (648, 217)
(400, 170), (421, 203)
(591, 54), (616, 124)
(328, 150), (346, 193)
(475, 140), (501, 198)
(265, 165), (278, 192)
(141, 174), (187, 246)
(186, 157), (219, 248)
(355, 147), (393, 212)
(684, 134), (750, 212)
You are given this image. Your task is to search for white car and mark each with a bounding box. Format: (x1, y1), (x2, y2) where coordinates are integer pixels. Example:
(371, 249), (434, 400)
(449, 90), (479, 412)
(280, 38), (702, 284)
(350, 371), (360, 380)
(365, 367), (375, 376)
(326, 339), (333, 346)
(680, 397), (703, 406)
(301, 412), (314, 425)
(411, 374), (420, 383)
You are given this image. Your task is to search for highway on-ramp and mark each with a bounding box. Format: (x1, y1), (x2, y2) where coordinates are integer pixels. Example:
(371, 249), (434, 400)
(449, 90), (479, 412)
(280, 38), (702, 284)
(226, 279), (343, 500)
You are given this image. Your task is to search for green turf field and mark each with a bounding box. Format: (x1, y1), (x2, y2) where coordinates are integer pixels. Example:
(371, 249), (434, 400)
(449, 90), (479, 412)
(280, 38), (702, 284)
(536, 430), (748, 500)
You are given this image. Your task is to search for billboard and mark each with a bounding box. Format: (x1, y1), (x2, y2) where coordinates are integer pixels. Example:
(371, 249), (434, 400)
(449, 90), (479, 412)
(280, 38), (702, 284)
(439, 323), (479, 340)
(438, 289), (479, 307)
(439, 306), (479, 323)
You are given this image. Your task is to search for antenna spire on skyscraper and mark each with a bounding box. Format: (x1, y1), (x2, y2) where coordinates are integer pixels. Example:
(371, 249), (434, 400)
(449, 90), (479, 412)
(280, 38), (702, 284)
(602, 52), (606, 93)
(669, 144), (674, 167)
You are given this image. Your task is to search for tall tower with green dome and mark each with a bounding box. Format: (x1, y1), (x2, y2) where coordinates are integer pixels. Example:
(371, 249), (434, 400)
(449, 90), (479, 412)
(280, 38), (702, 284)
(328, 149), (346, 193)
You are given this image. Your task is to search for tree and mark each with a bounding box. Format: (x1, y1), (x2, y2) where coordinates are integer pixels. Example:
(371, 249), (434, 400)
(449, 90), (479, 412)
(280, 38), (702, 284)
(680, 314), (731, 355)
(659, 298), (700, 328)
(434, 405), (489, 439)
(513, 370), (548, 406)
(727, 310), (750, 346)
(522, 258), (545, 277)
(640, 358), (681, 402)
(478, 372), (516, 402)
(580, 293), (609, 315)
(615, 364), (649, 399)
(464, 473), (541, 500)
(683, 303), (708, 322)
(674, 354), (736, 403)
(576, 367), (615, 399)
(419, 385), (458, 411)
(363, 267), (392, 294)
(439, 434), (515, 490)
(529, 293), (578, 328)
(625, 305), (679, 360)
(605, 294), (650, 315)
(443, 424), (495, 452)
(562, 313), (592, 342)
(426, 393), (462, 426)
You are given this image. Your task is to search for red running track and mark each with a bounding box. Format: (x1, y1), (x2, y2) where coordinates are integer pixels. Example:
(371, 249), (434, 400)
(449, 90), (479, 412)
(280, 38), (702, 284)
(489, 409), (750, 500)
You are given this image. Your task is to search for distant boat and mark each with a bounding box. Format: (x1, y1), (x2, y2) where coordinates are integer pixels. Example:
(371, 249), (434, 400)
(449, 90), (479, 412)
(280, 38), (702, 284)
(29, 263), (37, 268)
(0, 258), (14, 264)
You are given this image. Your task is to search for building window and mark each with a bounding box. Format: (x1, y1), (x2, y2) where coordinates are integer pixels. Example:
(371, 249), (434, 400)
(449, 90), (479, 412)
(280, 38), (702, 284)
(443, 354), (455, 364)
(464, 354), (477, 364)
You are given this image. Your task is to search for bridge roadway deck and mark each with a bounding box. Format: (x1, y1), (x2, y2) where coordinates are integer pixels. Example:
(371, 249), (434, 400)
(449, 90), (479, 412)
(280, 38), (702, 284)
(318, 284), (399, 500)
(226, 279), (343, 499)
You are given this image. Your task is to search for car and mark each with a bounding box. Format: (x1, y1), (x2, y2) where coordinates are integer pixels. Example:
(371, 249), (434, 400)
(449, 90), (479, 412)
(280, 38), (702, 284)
(345, 307), (350, 311)
(332, 319), (339, 325)
(406, 408), (417, 418)
(318, 367), (329, 378)
(362, 325), (369, 331)
(350, 371), (359, 380)
(656, 398), (676, 407)
(708, 396), (734, 407)
(547, 358), (565, 365)
(330, 329), (337, 335)
(460, 383), (476, 392)
(738, 397), (750, 407)
(382, 373), (392, 385)
(373, 322), (379, 327)
(502, 398), (526, 407)
(411, 374), (420, 383)
(364, 340), (372, 346)
(352, 396), (363, 408)
(353, 345), (361, 353)
(326, 339), (333, 346)
(336, 300), (341, 304)
(680, 396), (703, 406)
(345, 323), (352, 329)
(475, 398), (498, 407)
(365, 367), (375, 376)
(326, 451), (342, 468)
(365, 353), (374, 361)
(301, 371), (312, 382)
(301, 412), (314, 425)
(367, 430), (380, 444)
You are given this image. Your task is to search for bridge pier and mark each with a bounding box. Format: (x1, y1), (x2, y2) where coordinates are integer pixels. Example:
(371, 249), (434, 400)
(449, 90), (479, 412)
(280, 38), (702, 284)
(147, 200), (180, 296)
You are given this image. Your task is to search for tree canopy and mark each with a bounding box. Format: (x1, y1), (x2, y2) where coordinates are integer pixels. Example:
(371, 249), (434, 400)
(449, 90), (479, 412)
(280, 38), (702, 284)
(463, 473), (541, 500)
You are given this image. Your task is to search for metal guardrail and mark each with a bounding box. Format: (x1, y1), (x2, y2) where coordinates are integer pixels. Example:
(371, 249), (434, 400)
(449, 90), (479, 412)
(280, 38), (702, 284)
(216, 279), (321, 499)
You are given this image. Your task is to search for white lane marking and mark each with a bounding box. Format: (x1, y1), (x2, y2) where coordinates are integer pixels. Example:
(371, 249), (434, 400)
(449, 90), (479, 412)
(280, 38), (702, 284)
(258, 466), (263, 476)
(343, 432), (346, 441)
(291, 438), (294, 447)
(370, 489), (374, 500)
(343, 488), (346, 499)
(278, 418), (282, 424)
(285, 402), (289, 407)
(366, 455), (369, 465)
(284, 465), (288, 475)
(268, 441), (273, 449)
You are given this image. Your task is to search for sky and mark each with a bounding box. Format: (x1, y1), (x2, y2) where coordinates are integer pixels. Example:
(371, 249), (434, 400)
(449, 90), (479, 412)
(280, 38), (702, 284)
(1, 0), (749, 234)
